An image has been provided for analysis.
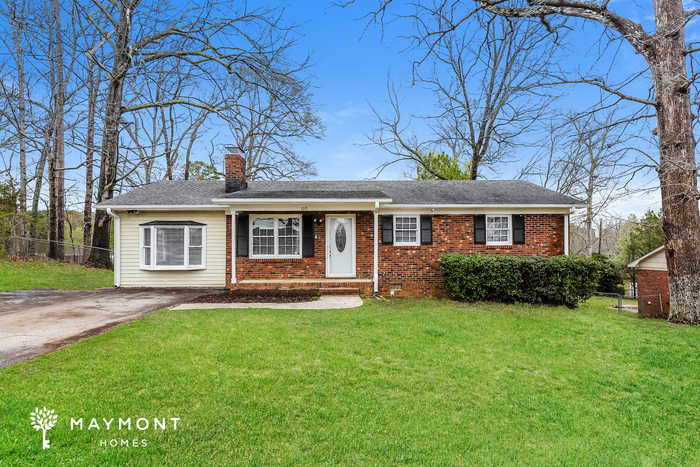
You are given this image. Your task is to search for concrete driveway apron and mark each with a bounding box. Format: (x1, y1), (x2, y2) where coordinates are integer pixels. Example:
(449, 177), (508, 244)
(0, 287), (215, 369)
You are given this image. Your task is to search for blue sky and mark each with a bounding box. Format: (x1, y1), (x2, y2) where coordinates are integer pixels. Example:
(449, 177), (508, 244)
(241, 0), (668, 218)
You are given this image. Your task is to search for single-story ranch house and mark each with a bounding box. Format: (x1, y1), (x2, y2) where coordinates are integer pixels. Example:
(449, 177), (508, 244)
(96, 149), (585, 297)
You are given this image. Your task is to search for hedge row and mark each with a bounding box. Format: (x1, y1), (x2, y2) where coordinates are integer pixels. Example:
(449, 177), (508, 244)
(439, 254), (599, 308)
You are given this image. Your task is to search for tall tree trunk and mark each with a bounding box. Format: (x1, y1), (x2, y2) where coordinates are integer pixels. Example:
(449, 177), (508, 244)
(89, 0), (135, 269)
(11, 2), (28, 253)
(48, 150), (56, 257)
(584, 168), (595, 258)
(52, 0), (65, 261)
(31, 125), (52, 240)
(652, 0), (700, 324)
(83, 61), (98, 247)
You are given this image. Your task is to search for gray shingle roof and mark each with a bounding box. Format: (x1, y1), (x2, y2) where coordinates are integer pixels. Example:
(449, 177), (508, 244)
(96, 179), (583, 207)
(97, 180), (223, 206)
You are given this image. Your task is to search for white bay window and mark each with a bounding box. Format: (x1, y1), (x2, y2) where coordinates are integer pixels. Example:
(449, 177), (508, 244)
(140, 222), (206, 270)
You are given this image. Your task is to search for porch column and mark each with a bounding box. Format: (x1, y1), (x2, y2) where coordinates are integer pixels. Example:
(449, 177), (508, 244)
(231, 209), (237, 284)
(374, 202), (379, 293)
(564, 212), (570, 256)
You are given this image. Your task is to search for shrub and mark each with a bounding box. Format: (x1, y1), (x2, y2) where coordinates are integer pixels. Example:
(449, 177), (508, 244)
(591, 253), (624, 294)
(440, 254), (599, 308)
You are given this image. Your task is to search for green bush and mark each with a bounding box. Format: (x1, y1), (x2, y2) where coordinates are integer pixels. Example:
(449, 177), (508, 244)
(591, 253), (624, 294)
(440, 254), (599, 308)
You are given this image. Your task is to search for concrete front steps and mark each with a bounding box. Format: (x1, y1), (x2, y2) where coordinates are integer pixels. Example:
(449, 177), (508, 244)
(235, 279), (373, 297)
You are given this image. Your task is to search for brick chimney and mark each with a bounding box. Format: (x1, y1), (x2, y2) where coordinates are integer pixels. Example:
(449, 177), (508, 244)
(224, 147), (247, 193)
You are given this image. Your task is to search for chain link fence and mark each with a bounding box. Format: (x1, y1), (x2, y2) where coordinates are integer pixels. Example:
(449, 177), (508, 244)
(7, 236), (113, 268)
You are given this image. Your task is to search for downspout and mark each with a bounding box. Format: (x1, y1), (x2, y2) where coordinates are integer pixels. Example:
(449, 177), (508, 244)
(564, 211), (570, 256)
(231, 209), (237, 284)
(107, 208), (120, 287)
(374, 202), (379, 293)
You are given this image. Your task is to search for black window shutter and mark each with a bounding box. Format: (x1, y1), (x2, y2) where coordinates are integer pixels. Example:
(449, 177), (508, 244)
(420, 215), (433, 245)
(381, 215), (393, 245)
(474, 214), (486, 244)
(513, 214), (525, 244)
(302, 215), (315, 257)
(236, 215), (249, 257)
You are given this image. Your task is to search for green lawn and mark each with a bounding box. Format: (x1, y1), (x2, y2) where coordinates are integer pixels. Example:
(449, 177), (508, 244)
(0, 257), (113, 292)
(1, 298), (699, 466)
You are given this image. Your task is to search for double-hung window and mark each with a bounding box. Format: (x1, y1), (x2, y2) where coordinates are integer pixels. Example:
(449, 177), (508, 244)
(394, 216), (420, 246)
(251, 216), (301, 258)
(486, 215), (511, 245)
(140, 222), (206, 270)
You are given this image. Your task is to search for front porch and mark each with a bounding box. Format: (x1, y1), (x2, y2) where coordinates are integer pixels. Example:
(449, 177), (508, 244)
(223, 207), (381, 296)
(235, 278), (374, 296)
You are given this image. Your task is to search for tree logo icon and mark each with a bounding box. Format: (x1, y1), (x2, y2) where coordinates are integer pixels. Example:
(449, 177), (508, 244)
(30, 407), (58, 449)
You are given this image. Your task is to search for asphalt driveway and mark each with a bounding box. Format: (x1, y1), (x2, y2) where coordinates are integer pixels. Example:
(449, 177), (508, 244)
(0, 287), (217, 369)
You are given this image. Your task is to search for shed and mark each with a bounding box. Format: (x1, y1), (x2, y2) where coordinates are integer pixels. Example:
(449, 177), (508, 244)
(628, 246), (669, 317)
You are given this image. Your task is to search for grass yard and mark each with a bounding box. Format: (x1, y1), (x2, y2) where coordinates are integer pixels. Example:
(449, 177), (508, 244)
(1, 297), (699, 466)
(0, 257), (113, 292)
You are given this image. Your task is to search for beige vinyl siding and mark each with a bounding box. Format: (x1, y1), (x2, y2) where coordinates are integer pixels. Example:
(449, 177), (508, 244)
(637, 249), (667, 271)
(118, 210), (227, 287)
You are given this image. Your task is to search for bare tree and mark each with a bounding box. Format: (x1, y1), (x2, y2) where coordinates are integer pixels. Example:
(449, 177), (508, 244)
(85, 0), (310, 268)
(8, 0), (28, 247)
(221, 72), (323, 180)
(367, 12), (557, 179)
(348, 0), (700, 324)
(528, 112), (636, 257)
(49, 0), (66, 260)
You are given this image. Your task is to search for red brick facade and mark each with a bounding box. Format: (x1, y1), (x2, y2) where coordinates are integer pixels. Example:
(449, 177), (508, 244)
(378, 214), (565, 297)
(225, 153), (247, 181)
(226, 212), (566, 297)
(637, 269), (670, 318)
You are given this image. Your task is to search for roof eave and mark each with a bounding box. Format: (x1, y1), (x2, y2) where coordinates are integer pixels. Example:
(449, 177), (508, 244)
(95, 204), (225, 211)
(212, 197), (393, 204)
(627, 245), (666, 268)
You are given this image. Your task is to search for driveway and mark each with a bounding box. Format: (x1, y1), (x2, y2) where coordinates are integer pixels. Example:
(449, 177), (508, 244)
(0, 287), (217, 369)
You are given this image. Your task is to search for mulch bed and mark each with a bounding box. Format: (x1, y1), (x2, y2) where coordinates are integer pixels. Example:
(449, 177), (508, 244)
(189, 289), (321, 304)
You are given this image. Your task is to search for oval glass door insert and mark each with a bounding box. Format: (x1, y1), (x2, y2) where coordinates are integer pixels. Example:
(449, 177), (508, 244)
(335, 223), (347, 252)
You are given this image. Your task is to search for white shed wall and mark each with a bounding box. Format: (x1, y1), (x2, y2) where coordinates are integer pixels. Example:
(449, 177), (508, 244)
(637, 248), (667, 271)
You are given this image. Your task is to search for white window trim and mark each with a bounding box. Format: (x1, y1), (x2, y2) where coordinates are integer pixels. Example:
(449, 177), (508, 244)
(139, 225), (207, 270)
(486, 214), (512, 246)
(393, 215), (421, 246)
(249, 215), (302, 259)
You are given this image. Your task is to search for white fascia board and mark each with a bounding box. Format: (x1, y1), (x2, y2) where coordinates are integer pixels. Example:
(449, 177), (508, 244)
(212, 197), (392, 205)
(214, 201), (387, 212)
(96, 205), (226, 211)
(378, 204), (586, 215)
(627, 245), (666, 268)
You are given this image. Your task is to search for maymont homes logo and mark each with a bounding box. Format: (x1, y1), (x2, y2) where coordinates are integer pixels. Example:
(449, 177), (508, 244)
(29, 407), (58, 449)
(29, 406), (181, 449)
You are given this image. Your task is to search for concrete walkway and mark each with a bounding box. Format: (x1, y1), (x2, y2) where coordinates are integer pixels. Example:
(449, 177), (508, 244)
(171, 295), (364, 310)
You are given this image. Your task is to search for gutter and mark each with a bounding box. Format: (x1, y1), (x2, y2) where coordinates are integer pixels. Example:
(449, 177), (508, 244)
(107, 208), (120, 287)
(211, 198), (393, 204)
(95, 205), (225, 211)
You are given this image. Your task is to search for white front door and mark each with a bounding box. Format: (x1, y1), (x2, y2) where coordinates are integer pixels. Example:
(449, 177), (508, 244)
(327, 216), (355, 277)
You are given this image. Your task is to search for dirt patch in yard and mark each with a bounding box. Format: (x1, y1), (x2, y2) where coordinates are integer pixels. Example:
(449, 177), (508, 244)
(189, 289), (321, 304)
